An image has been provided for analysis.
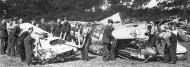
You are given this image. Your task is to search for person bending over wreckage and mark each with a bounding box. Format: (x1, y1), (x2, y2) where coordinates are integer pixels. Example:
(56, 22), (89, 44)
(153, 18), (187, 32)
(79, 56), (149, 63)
(24, 31), (48, 65)
(16, 27), (33, 62)
(158, 24), (177, 64)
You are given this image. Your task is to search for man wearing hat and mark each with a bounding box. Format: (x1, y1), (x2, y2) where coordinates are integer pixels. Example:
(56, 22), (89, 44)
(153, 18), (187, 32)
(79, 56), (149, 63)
(102, 19), (116, 61)
(16, 27), (33, 62)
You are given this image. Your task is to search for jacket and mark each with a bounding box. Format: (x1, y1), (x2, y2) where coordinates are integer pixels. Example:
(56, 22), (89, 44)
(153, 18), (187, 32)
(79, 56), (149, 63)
(102, 25), (115, 44)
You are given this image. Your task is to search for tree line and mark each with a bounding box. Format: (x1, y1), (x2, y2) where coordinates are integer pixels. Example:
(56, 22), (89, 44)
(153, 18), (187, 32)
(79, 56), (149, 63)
(0, 0), (189, 22)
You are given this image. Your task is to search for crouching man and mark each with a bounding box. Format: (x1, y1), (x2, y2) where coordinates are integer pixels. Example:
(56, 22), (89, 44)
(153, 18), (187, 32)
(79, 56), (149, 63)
(102, 19), (116, 61)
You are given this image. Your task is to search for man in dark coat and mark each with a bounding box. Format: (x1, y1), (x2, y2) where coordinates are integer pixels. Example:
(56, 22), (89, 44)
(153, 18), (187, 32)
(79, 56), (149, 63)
(0, 19), (8, 55)
(24, 32), (48, 65)
(102, 19), (116, 61)
(53, 18), (61, 37)
(39, 18), (50, 32)
(60, 20), (71, 42)
(16, 27), (33, 62)
(24, 33), (35, 65)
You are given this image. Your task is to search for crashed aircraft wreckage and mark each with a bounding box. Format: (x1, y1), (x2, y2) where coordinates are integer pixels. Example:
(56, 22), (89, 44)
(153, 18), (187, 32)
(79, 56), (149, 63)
(112, 22), (187, 61)
(20, 23), (80, 63)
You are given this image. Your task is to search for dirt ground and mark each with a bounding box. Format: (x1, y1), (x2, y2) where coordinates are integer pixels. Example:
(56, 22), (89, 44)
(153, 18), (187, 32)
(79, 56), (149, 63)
(0, 42), (190, 67)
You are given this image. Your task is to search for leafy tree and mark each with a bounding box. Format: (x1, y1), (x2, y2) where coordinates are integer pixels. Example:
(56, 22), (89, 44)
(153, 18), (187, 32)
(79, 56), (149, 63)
(5, 0), (103, 19)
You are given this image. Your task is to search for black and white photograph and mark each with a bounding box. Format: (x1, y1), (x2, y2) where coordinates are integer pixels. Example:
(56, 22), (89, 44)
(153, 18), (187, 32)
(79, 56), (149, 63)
(0, 0), (189, 67)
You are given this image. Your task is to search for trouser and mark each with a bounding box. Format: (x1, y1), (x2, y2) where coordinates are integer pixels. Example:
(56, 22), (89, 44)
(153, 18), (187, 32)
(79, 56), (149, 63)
(149, 34), (159, 47)
(0, 38), (6, 55)
(18, 42), (26, 61)
(7, 36), (17, 56)
(102, 40), (116, 60)
(6, 36), (11, 56)
(81, 38), (91, 60)
(149, 34), (159, 54)
(24, 38), (34, 64)
(164, 45), (177, 63)
(164, 36), (177, 63)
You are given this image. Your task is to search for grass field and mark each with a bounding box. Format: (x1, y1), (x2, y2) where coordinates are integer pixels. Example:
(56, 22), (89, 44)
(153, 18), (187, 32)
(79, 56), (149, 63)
(0, 41), (190, 67)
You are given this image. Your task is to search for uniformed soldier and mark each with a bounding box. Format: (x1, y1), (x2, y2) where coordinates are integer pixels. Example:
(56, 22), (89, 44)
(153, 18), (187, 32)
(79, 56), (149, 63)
(60, 19), (71, 42)
(102, 19), (116, 61)
(159, 24), (177, 64)
(0, 19), (8, 55)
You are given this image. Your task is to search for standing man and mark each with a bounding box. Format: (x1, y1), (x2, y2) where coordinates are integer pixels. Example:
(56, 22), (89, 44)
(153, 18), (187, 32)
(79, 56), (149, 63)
(149, 21), (159, 53)
(159, 24), (177, 64)
(80, 23), (93, 61)
(16, 27), (33, 62)
(0, 19), (8, 55)
(18, 18), (23, 24)
(102, 19), (116, 61)
(53, 18), (61, 37)
(6, 20), (21, 56)
(6, 19), (14, 56)
(30, 19), (36, 25)
(12, 20), (21, 56)
(49, 20), (54, 34)
(35, 22), (41, 27)
(40, 18), (48, 31)
(60, 19), (71, 42)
